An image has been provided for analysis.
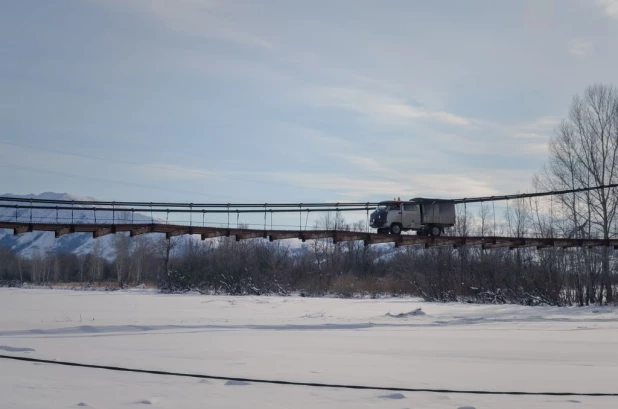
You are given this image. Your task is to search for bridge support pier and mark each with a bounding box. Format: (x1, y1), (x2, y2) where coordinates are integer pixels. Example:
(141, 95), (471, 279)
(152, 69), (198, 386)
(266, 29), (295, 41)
(269, 232), (300, 241)
(234, 231), (267, 241)
(94, 226), (116, 238)
(200, 231), (228, 240)
(130, 225), (155, 237)
(13, 224), (33, 235)
(54, 226), (75, 238)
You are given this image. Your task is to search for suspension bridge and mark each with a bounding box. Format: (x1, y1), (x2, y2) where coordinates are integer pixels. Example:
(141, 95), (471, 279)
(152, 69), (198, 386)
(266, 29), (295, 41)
(1, 184), (617, 250)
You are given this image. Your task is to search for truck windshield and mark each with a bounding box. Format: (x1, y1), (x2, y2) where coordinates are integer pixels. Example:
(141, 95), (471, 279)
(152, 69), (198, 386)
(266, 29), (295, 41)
(376, 205), (389, 211)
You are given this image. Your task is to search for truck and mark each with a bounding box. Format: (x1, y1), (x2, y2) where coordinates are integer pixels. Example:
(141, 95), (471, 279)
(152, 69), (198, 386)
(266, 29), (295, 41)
(369, 198), (456, 236)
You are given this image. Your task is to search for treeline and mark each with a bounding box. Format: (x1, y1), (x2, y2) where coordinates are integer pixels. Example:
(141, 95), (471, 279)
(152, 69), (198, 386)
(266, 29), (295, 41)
(0, 210), (616, 306)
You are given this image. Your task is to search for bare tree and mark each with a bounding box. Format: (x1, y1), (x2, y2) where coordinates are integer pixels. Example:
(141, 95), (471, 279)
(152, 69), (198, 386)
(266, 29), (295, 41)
(77, 253), (88, 282)
(535, 83), (618, 303)
(131, 235), (151, 283)
(154, 235), (180, 289)
(113, 233), (131, 287)
(505, 196), (531, 237)
(91, 239), (105, 281)
(310, 211), (347, 275)
(454, 205), (473, 237)
(477, 203), (493, 236)
(17, 255), (24, 282)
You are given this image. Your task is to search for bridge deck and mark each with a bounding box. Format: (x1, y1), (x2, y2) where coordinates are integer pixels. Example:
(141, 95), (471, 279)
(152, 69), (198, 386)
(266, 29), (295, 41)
(1, 221), (616, 250)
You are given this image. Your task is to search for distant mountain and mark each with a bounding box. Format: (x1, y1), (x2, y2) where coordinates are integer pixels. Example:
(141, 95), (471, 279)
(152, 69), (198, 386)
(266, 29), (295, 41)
(0, 192), (158, 259)
(0, 192), (396, 260)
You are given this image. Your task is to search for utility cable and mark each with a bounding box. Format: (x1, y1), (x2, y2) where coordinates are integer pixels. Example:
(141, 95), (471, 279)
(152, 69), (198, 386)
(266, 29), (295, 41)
(0, 355), (615, 397)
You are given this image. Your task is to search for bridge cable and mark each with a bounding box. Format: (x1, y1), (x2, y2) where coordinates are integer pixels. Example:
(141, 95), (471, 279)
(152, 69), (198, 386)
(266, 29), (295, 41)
(4, 182), (618, 210)
(492, 201), (496, 236)
(550, 195), (554, 238)
(527, 194), (533, 237)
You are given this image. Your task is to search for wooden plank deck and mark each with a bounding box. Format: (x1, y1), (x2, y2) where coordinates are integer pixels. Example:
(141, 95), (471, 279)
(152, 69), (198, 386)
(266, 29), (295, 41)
(1, 221), (617, 249)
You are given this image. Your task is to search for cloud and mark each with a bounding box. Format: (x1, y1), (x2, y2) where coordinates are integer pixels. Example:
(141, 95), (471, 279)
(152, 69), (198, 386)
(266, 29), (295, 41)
(0, 142), (223, 183)
(269, 122), (354, 148)
(596, 0), (618, 18)
(389, 118), (552, 159)
(300, 86), (471, 127)
(296, 85), (551, 159)
(500, 117), (556, 154)
(94, 0), (274, 49)
(519, 116), (561, 131)
(136, 163), (220, 181)
(264, 171), (502, 201)
(330, 154), (394, 175)
(567, 39), (594, 59)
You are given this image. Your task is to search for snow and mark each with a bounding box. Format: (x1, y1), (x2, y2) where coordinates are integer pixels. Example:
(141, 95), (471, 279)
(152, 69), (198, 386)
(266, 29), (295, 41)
(0, 192), (394, 258)
(385, 307), (426, 317)
(1, 288), (617, 408)
(0, 192), (158, 258)
(1, 192), (100, 202)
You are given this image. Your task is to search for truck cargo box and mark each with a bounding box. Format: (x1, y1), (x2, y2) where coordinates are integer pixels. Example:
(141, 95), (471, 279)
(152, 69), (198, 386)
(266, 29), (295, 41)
(411, 198), (456, 226)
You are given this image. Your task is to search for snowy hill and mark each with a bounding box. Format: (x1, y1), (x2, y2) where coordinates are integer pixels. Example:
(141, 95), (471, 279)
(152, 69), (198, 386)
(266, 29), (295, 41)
(0, 192), (158, 259)
(0, 192), (308, 259)
(0, 192), (397, 259)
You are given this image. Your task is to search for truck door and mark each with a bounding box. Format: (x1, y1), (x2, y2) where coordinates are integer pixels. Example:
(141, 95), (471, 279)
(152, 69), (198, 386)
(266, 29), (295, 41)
(402, 203), (421, 228)
(387, 202), (402, 227)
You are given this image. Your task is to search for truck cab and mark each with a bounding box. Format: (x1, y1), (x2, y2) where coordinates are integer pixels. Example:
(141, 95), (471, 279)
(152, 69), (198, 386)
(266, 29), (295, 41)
(369, 198), (456, 236)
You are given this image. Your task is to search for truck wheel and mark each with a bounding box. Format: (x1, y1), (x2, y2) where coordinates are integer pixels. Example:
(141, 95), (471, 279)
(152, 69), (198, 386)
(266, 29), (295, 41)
(390, 224), (402, 235)
(430, 225), (441, 237)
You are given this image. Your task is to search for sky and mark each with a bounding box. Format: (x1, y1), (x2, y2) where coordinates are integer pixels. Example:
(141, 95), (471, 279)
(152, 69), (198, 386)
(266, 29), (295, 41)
(1, 0), (618, 207)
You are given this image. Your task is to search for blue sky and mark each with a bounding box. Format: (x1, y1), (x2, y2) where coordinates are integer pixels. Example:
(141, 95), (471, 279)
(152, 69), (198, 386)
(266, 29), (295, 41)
(2, 0), (618, 206)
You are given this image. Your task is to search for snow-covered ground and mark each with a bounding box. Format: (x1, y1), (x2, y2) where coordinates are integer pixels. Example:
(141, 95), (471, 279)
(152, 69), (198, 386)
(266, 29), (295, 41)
(1, 288), (617, 408)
